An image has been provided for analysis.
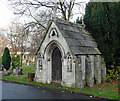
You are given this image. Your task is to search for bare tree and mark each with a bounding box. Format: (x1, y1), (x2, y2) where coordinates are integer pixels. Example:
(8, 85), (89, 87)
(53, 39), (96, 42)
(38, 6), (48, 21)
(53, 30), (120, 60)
(8, 0), (85, 25)
(1, 22), (30, 66)
(7, 0), (86, 56)
(0, 32), (9, 56)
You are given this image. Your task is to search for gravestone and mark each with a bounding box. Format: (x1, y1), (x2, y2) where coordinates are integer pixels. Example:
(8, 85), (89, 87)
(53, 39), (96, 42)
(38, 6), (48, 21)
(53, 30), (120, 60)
(13, 67), (22, 75)
(2, 71), (13, 76)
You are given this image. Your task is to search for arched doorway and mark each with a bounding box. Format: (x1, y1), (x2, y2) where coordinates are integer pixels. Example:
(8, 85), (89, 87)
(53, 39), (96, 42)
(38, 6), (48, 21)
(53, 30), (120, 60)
(52, 47), (62, 83)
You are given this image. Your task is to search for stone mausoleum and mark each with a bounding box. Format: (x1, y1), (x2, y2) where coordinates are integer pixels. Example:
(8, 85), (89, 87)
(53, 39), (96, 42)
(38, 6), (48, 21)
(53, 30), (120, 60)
(34, 18), (106, 88)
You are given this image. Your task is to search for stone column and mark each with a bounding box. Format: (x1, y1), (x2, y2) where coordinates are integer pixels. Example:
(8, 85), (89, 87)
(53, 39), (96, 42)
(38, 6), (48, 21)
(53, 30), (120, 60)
(75, 55), (85, 88)
(34, 56), (39, 81)
(81, 55), (86, 87)
(101, 57), (106, 82)
(86, 55), (94, 87)
(94, 55), (101, 84)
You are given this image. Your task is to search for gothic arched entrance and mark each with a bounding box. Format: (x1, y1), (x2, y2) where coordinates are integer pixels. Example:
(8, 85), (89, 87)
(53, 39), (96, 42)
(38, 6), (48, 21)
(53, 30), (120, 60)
(52, 47), (62, 83)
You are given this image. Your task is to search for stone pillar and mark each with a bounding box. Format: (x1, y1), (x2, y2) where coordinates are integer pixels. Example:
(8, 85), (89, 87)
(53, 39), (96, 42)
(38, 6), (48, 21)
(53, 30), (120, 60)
(75, 55), (86, 88)
(34, 57), (39, 81)
(90, 55), (94, 87)
(86, 55), (94, 87)
(94, 55), (101, 85)
(81, 55), (86, 88)
(101, 57), (106, 82)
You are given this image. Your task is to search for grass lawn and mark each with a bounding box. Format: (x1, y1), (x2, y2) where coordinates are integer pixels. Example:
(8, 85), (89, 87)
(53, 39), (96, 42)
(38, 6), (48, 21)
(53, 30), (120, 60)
(1, 64), (119, 100)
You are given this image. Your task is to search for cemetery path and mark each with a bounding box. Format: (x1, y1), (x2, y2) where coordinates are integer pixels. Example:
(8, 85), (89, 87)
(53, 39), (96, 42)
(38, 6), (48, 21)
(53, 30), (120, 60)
(1, 80), (97, 99)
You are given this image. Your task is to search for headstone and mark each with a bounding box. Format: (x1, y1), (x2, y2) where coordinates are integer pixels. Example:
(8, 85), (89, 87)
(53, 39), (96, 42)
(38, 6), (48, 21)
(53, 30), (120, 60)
(13, 68), (18, 75)
(6, 71), (13, 76)
(13, 67), (22, 75)
(2, 71), (13, 76)
(27, 63), (29, 65)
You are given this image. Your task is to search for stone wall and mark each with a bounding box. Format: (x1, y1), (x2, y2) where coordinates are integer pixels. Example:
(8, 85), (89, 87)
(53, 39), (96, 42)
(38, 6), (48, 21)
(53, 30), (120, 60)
(34, 22), (76, 86)
(34, 21), (106, 88)
(75, 55), (106, 88)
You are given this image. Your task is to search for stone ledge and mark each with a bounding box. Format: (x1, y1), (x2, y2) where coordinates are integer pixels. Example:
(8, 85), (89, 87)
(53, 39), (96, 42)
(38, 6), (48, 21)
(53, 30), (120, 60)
(0, 78), (118, 100)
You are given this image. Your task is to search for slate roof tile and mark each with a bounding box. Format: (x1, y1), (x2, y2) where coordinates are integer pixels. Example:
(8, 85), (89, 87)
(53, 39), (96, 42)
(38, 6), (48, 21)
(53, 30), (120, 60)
(36, 18), (101, 55)
(54, 18), (101, 55)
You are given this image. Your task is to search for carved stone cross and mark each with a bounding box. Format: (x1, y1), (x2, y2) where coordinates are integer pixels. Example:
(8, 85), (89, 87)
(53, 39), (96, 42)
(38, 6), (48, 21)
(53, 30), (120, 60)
(52, 1), (58, 20)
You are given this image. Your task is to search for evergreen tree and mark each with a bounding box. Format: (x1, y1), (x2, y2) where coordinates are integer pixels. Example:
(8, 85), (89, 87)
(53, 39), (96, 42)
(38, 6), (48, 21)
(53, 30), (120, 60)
(84, 2), (120, 68)
(12, 54), (20, 70)
(2, 47), (11, 70)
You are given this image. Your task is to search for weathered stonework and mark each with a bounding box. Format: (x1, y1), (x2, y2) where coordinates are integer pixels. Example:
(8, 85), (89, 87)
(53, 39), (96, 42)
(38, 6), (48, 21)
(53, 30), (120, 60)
(35, 18), (106, 88)
(101, 57), (106, 82)
(86, 55), (94, 87)
(94, 55), (102, 84)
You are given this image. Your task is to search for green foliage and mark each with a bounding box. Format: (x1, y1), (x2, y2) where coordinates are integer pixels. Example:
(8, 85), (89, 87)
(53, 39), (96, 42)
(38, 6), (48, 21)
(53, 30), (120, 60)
(107, 65), (120, 82)
(84, 2), (120, 68)
(2, 47), (11, 70)
(1, 64), (118, 99)
(76, 17), (82, 24)
(11, 54), (20, 69)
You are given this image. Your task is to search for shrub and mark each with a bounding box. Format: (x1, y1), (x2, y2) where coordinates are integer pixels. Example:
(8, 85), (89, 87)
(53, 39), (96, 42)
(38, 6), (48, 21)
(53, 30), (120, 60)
(84, 2), (120, 68)
(11, 54), (20, 70)
(2, 47), (11, 70)
(106, 65), (120, 82)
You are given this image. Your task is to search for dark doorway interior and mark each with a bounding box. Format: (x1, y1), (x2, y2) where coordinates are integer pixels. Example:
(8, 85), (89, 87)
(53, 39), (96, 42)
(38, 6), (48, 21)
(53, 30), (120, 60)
(52, 47), (62, 83)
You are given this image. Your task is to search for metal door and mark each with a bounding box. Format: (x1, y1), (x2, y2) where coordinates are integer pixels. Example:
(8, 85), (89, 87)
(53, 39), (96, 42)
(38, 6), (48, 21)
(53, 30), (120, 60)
(52, 47), (62, 82)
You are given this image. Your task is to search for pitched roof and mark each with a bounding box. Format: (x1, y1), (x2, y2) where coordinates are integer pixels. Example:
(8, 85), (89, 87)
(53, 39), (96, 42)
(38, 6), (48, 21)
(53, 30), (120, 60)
(36, 18), (101, 55)
(55, 18), (101, 55)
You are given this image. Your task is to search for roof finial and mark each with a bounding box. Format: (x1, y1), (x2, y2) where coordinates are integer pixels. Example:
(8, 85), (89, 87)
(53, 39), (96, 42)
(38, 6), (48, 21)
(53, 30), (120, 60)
(52, 1), (58, 20)
(81, 13), (85, 28)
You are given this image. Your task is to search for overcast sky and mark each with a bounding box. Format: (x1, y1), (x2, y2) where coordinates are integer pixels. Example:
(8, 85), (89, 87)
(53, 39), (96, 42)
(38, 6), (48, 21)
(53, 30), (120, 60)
(0, 0), (90, 29)
(0, 0), (119, 29)
(0, 0), (15, 28)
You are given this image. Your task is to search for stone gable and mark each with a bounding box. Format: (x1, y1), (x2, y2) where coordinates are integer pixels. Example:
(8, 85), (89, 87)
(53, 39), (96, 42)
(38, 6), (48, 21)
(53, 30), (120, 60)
(35, 18), (106, 88)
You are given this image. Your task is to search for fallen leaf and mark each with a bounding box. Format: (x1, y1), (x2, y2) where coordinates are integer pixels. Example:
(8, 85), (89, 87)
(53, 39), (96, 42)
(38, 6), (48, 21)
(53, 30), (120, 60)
(116, 88), (118, 90)
(9, 74), (14, 76)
